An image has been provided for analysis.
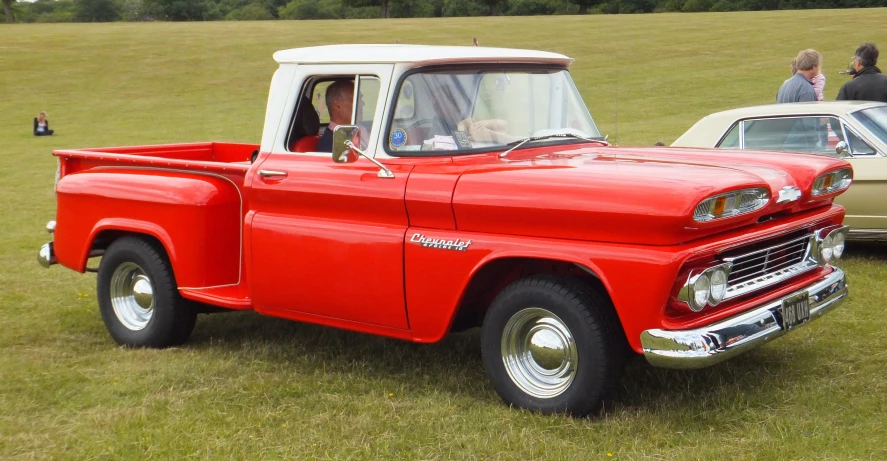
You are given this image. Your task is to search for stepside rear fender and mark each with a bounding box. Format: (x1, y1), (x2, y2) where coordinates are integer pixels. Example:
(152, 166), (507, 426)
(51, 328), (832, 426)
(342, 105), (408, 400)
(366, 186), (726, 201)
(54, 169), (243, 289)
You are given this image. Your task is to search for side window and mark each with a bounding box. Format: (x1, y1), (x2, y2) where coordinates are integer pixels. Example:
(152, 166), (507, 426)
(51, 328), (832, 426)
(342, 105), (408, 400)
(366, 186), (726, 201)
(717, 123), (740, 148)
(354, 76), (380, 149)
(287, 75), (380, 153)
(843, 126), (876, 155)
(743, 117), (840, 156)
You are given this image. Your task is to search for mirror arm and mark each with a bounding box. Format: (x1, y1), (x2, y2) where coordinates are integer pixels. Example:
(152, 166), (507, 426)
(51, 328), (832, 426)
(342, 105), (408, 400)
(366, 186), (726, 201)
(344, 140), (395, 178)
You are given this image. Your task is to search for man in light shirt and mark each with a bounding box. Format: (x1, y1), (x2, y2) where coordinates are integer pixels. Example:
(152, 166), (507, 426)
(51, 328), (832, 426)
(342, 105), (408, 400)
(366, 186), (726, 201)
(777, 49), (821, 103)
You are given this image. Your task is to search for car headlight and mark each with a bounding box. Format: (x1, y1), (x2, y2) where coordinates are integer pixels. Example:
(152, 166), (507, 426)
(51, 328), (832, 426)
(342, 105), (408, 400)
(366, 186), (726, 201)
(811, 168), (852, 196)
(708, 267), (729, 305)
(815, 226), (850, 265)
(690, 273), (710, 311)
(693, 188), (770, 222)
(681, 263), (733, 312)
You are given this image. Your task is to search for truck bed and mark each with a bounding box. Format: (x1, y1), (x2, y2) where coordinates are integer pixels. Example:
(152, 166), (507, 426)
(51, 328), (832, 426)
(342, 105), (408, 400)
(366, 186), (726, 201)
(52, 142), (257, 309)
(54, 142), (258, 179)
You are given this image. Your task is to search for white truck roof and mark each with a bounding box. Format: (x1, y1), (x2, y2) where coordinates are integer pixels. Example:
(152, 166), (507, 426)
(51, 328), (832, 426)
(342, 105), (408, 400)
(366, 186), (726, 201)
(272, 44), (573, 67)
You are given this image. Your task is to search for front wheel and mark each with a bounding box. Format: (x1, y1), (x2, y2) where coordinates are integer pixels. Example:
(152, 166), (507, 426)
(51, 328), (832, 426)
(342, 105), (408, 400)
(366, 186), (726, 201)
(481, 276), (624, 416)
(97, 236), (196, 348)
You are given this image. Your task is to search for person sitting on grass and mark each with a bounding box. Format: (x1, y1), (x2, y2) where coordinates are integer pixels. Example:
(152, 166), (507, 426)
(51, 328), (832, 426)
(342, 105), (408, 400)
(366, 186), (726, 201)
(33, 111), (54, 136)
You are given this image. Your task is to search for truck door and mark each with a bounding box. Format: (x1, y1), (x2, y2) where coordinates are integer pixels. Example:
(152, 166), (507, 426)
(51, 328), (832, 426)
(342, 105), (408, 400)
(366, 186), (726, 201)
(248, 65), (412, 331)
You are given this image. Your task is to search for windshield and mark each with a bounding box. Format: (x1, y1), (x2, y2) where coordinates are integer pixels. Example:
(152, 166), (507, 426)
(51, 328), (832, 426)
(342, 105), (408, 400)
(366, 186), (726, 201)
(852, 106), (887, 143)
(385, 68), (601, 155)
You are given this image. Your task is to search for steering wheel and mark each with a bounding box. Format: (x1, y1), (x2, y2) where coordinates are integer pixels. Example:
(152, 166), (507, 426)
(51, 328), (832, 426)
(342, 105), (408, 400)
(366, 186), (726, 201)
(405, 118), (451, 137)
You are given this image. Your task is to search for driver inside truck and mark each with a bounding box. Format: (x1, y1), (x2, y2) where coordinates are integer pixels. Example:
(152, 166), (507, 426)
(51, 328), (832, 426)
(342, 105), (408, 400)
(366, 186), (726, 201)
(317, 79), (367, 152)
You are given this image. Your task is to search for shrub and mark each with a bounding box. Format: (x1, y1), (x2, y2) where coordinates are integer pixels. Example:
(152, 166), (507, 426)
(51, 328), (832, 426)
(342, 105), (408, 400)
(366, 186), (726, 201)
(36, 9), (76, 21)
(225, 1), (271, 19)
(74, 0), (121, 21)
(441, 0), (489, 16)
(681, 0), (711, 11)
(390, 0), (434, 17)
(143, 0), (215, 20)
(278, 0), (343, 19)
(506, 0), (556, 15)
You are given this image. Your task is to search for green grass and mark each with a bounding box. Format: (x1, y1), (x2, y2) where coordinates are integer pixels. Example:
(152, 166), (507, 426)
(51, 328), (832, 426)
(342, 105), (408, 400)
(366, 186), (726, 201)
(2, 10), (887, 460)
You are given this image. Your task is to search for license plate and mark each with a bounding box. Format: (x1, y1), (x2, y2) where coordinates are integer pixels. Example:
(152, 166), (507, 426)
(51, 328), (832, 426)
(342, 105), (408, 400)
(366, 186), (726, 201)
(780, 292), (810, 330)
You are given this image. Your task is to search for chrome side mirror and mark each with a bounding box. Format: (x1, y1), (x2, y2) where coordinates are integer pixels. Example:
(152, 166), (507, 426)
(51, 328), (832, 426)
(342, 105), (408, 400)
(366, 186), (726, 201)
(332, 125), (360, 164)
(835, 141), (851, 158)
(330, 124), (394, 179)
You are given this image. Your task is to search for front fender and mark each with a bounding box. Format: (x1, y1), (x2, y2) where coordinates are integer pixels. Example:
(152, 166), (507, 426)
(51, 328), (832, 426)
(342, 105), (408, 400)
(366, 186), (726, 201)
(404, 229), (684, 350)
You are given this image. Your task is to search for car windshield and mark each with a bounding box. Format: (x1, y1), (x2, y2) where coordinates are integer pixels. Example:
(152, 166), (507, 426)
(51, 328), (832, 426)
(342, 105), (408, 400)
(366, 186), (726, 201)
(385, 68), (601, 155)
(852, 106), (887, 142)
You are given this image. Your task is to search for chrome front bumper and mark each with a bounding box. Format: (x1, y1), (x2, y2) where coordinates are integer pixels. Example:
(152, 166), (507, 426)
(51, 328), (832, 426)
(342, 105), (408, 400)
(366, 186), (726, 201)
(640, 267), (847, 369)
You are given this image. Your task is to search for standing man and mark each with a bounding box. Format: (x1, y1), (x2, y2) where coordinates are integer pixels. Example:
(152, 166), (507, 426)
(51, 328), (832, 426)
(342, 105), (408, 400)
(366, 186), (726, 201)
(777, 49), (821, 103)
(837, 42), (887, 103)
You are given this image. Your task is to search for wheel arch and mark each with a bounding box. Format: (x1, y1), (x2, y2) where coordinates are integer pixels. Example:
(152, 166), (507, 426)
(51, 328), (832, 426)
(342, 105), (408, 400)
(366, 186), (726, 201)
(448, 254), (622, 336)
(84, 219), (178, 278)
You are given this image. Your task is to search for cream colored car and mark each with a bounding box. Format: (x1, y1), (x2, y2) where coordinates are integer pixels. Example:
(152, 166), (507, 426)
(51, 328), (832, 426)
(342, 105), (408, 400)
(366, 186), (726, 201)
(674, 101), (887, 241)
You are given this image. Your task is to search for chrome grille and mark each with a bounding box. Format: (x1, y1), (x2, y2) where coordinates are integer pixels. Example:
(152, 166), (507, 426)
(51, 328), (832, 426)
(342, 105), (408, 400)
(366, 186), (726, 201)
(722, 234), (818, 299)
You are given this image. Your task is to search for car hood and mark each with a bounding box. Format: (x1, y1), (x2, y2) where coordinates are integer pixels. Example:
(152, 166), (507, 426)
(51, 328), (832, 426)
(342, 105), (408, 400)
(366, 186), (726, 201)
(451, 145), (850, 245)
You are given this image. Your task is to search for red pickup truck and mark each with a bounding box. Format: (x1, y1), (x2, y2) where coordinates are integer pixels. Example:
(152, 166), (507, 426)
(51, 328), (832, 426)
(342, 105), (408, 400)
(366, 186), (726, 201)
(39, 45), (852, 416)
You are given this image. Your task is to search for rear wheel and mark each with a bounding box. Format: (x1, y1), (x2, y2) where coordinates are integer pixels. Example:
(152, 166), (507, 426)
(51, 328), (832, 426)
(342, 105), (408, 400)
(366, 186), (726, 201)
(481, 275), (624, 416)
(97, 236), (196, 347)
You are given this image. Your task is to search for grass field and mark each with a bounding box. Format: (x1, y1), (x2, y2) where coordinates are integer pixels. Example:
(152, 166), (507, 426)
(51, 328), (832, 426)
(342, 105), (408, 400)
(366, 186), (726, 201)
(2, 9), (887, 460)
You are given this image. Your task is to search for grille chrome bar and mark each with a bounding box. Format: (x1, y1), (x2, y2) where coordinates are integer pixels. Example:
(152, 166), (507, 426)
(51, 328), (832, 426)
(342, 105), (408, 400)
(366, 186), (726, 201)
(721, 234), (817, 300)
(728, 249), (809, 283)
(729, 247), (807, 275)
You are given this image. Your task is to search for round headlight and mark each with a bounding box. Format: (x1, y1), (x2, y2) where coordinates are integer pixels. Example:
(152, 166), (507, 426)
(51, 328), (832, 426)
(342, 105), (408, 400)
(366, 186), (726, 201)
(831, 232), (845, 259)
(691, 273), (711, 311)
(820, 235), (834, 263)
(709, 268), (728, 305)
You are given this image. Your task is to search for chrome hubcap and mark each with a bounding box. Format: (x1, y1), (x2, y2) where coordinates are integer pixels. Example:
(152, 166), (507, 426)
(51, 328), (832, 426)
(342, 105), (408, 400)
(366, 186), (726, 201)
(501, 308), (577, 398)
(110, 262), (154, 331)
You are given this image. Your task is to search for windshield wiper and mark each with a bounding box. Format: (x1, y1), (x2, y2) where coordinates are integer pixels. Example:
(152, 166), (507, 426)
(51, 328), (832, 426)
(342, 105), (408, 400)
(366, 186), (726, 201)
(498, 132), (604, 158)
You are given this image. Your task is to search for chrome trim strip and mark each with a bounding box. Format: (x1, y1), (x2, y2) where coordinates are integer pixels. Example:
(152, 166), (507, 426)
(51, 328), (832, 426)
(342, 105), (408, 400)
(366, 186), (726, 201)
(847, 228), (887, 241)
(641, 267), (847, 369)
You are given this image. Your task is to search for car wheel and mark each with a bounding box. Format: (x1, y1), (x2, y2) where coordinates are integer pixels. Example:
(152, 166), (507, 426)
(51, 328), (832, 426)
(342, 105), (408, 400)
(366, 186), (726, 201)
(481, 275), (624, 416)
(97, 236), (196, 348)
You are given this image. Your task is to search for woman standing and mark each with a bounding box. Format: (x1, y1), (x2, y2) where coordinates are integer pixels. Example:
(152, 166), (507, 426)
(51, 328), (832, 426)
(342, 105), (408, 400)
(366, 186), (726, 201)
(34, 111), (54, 136)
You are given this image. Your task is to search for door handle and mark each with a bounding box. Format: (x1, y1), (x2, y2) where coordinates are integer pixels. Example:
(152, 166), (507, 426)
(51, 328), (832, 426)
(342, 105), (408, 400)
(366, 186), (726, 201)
(258, 170), (288, 179)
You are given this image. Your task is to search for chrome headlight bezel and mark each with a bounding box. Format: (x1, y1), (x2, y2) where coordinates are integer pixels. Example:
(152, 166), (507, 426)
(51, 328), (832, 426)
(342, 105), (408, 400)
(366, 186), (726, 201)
(813, 225), (850, 265)
(693, 188), (770, 223)
(811, 168), (852, 196)
(678, 263), (733, 312)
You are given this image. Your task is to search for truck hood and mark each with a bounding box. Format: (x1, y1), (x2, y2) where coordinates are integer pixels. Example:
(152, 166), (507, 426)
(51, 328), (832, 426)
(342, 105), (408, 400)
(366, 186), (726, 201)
(451, 145), (851, 245)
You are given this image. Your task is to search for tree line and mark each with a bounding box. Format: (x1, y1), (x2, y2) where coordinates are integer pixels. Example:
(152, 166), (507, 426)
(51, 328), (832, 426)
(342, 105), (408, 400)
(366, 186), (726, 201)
(4, 0), (887, 23)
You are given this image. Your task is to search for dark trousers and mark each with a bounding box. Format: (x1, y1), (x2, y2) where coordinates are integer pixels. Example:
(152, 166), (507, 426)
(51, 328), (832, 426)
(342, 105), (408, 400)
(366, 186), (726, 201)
(34, 130), (54, 136)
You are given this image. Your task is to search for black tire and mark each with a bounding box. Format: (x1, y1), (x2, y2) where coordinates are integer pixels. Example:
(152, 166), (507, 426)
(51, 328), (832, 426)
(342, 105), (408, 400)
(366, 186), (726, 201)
(97, 236), (197, 348)
(481, 275), (625, 416)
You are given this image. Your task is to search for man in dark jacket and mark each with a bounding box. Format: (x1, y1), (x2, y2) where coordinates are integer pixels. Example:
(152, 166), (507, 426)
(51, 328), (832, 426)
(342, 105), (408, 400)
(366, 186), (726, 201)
(837, 42), (887, 103)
